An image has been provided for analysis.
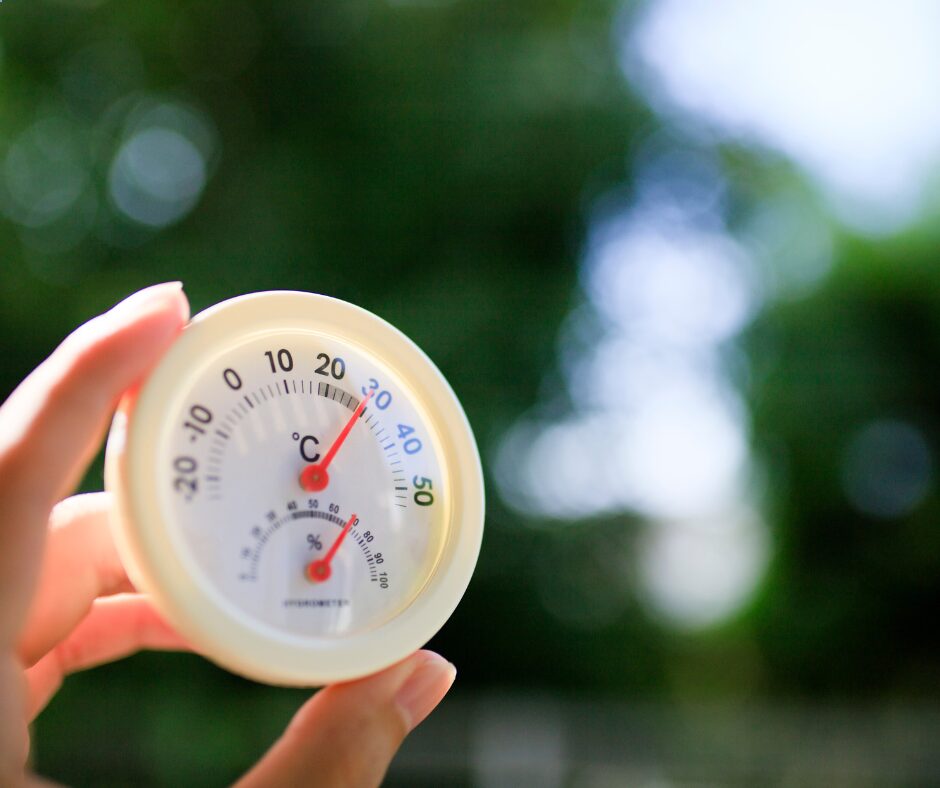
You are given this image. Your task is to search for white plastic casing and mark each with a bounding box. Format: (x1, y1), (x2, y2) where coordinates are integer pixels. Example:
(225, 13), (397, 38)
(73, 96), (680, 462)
(104, 291), (484, 686)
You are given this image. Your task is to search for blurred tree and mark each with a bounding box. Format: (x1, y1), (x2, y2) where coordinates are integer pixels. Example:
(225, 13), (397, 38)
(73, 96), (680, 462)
(0, 0), (667, 783)
(6, 0), (940, 783)
(748, 239), (940, 697)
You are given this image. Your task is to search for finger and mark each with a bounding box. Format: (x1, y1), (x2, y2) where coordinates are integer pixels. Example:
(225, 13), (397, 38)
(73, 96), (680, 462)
(0, 283), (189, 649)
(0, 282), (189, 508)
(0, 654), (29, 786)
(236, 651), (456, 788)
(24, 594), (190, 720)
(17, 493), (134, 667)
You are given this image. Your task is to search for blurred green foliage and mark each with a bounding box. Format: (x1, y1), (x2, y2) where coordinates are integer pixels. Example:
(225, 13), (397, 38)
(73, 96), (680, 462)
(3, 0), (940, 784)
(1, 0), (655, 782)
(749, 234), (940, 697)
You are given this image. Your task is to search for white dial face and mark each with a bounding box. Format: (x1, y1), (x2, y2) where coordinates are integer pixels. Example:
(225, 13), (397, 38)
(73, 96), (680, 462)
(157, 331), (447, 640)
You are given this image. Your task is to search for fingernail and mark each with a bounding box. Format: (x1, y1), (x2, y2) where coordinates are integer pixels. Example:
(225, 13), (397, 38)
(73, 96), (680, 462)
(395, 653), (457, 733)
(110, 282), (189, 324)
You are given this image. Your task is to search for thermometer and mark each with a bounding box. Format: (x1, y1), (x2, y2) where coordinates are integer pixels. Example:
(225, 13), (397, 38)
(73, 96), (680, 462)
(104, 291), (484, 686)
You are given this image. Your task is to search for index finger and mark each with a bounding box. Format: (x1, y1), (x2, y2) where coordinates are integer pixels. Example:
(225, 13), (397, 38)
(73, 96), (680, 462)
(0, 283), (189, 649)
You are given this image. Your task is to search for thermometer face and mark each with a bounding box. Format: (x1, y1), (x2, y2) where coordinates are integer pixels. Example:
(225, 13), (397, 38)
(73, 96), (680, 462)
(106, 292), (484, 686)
(164, 333), (446, 639)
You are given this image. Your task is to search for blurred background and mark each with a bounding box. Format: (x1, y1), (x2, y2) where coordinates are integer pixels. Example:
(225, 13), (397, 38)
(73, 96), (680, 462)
(3, 0), (940, 784)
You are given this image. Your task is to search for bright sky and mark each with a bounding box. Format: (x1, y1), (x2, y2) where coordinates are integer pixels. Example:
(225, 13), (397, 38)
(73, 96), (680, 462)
(626, 0), (940, 233)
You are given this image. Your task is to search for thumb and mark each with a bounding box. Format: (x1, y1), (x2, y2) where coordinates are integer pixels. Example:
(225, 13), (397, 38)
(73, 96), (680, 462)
(236, 651), (456, 788)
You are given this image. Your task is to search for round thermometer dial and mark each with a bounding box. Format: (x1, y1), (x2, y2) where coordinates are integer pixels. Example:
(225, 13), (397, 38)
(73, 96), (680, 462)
(105, 291), (484, 686)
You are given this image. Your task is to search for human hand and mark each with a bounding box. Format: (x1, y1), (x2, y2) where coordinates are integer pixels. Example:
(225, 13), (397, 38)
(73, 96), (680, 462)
(0, 283), (456, 787)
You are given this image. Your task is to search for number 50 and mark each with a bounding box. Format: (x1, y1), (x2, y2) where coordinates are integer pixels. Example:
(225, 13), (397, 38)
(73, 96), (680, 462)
(413, 475), (434, 506)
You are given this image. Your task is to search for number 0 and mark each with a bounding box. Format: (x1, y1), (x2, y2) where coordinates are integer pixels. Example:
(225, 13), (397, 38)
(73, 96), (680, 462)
(223, 368), (242, 390)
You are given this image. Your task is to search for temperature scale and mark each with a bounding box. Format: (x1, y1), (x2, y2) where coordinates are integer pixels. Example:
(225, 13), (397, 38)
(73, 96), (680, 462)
(104, 291), (484, 686)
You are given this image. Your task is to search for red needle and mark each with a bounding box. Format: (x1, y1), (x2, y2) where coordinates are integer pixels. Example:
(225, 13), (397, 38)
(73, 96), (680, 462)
(299, 389), (373, 492)
(306, 512), (357, 583)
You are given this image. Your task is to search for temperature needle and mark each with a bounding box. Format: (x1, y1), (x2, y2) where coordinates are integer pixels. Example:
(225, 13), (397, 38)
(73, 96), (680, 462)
(299, 389), (373, 492)
(306, 512), (357, 583)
